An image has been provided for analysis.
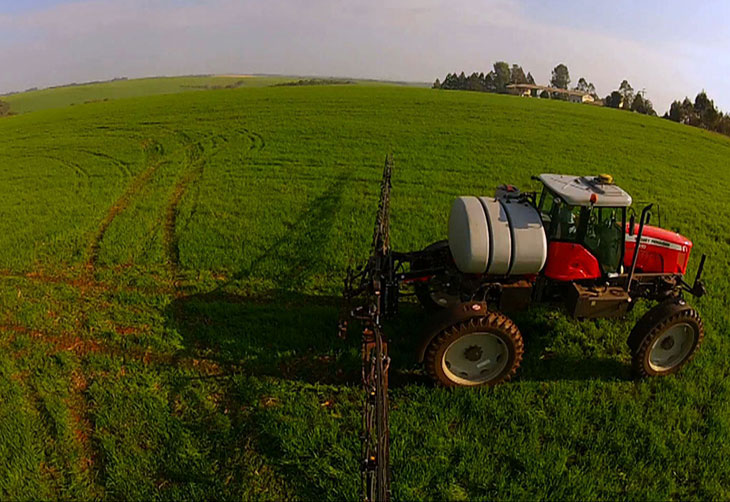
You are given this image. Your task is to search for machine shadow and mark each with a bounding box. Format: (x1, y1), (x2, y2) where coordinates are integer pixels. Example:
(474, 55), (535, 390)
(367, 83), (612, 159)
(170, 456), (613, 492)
(165, 292), (631, 387)
(161, 294), (630, 498)
(518, 352), (631, 382)
(162, 292), (431, 499)
(164, 292), (431, 386)
(512, 311), (633, 383)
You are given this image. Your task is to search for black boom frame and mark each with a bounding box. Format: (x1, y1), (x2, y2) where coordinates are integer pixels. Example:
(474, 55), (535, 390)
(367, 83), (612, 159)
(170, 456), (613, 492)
(340, 155), (397, 502)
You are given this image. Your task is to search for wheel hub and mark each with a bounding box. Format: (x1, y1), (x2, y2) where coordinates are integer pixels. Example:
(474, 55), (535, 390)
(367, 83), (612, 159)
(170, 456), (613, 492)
(442, 332), (509, 384)
(464, 345), (483, 361)
(660, 336), (675, 350)
(648, 322), (695, 372)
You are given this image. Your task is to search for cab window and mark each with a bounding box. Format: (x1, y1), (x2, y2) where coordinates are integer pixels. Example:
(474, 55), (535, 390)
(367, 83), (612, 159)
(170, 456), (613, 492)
(545, 196), (582, 241)
(584, 207), (624, 273)
(538, 189), (558, 226)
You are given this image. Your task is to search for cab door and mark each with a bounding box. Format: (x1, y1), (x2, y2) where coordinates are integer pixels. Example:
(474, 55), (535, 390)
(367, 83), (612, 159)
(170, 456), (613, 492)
(540, 191), (599, 281)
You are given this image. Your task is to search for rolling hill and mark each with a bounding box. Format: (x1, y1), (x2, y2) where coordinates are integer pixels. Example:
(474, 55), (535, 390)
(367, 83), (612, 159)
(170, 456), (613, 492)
(1, 75), (295, 114)
(0, 82), (728, 500)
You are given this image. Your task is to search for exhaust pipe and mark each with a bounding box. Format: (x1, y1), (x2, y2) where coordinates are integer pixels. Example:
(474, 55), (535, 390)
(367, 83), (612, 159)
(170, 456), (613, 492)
(625, 204), (653, 293)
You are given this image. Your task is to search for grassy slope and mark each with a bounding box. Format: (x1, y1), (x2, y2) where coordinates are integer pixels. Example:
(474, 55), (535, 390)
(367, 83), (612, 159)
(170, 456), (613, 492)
(1, 75), (293, 114)
(0, 85), (729, 500)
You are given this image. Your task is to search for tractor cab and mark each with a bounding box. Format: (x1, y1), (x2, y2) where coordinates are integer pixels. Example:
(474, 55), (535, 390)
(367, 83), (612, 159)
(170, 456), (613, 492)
(536, 174), (631, 280)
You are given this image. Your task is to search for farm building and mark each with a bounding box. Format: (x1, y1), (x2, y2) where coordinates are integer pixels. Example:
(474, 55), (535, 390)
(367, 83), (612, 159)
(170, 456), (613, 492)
(506, 84), (594, 103)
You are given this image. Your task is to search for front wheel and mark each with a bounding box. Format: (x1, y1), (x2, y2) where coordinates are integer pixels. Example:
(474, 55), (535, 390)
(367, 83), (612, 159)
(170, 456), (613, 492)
(425, 311), (524, 386)
(629, 302), (704, 377)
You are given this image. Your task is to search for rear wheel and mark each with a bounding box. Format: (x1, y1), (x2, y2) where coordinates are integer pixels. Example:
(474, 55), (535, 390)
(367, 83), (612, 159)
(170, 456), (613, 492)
(630, 303), (704, 377)
(425, 311), (523, 386)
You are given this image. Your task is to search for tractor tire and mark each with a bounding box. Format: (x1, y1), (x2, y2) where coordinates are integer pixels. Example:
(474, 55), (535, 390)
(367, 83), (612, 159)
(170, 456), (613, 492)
(424, 310), (524, 387)
(413, 241), (460, 311)
(629, 302), (704, 378)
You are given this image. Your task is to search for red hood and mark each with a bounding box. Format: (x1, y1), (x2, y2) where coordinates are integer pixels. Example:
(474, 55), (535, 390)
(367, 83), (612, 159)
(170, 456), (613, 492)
(627, 224), (692, 248)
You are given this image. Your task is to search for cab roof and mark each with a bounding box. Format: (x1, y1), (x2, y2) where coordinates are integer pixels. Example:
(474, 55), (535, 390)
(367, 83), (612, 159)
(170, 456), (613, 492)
(538, 174), (633, 207)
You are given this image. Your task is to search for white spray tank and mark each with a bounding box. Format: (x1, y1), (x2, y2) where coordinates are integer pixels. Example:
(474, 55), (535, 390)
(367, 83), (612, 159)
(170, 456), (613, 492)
(447, 185), (547, 275)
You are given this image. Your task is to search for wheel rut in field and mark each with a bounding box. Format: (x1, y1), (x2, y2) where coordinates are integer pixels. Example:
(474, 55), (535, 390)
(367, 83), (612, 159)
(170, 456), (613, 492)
(77, 149), (133, 178)
(0, 268), (174, 296)
(163, 127), (260, 272)
(35, 154), (92, 179)
(163, 136), (211, 272)
(86, 139), (165, 269)
(240, 128), (265, 152)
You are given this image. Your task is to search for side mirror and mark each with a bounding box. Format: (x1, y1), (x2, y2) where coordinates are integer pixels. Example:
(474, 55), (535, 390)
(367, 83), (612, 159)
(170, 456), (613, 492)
(629, 214), (635, 235)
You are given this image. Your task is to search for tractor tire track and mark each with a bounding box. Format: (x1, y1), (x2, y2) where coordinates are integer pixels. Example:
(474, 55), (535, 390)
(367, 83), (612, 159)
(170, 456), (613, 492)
(77, 149), (133, 178)
(164, 166), (201, 270)
(86, 139), (165, 269)
(0, 268), (175, 296)
(163, 136), (211, 271)
(34, 154), (92, 179)
(240, 128), (265, 152)
(162, 128), (252, 272)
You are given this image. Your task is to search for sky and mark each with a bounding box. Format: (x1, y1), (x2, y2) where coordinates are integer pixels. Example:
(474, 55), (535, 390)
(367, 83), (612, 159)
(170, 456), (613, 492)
(0, 0), (728, 113)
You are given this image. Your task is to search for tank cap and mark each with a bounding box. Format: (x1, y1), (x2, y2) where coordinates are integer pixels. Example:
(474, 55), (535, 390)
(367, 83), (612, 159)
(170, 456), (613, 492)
(597, 174), (614, 184)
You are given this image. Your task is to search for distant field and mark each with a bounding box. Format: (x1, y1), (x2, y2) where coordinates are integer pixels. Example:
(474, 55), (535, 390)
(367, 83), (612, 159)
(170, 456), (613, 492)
(1, 75), (426, 115)
(0, 85), (729, 501)
(1, 75), (295, 114)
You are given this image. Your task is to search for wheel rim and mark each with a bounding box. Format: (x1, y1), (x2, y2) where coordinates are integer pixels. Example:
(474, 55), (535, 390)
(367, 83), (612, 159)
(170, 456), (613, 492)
(648, 322), (695, 372)
(442, 332), (509, 384)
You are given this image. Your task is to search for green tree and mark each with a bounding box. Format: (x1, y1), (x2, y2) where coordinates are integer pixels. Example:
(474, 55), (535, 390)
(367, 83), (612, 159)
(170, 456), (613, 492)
(550, 64), (570, 89)
(441, 73), (459, 90)
(575, 77), (597, 97)
(682, 97), (698, 125)
(630, 92), (653, 114)
(0, 100), (9, 117)
(484, 71), (497, 92)
(466, 72), (484, 91)
(526, 72), (536, 85)
(618, 80), (634, 109)
(510, 64), (528, 85)
(432, 78), (441, 89)
(715, 114), (730, 136)
(694, 91), (719, 129)
(604, 91), (622, 109)
(493, 61), (511, 93)
(667, 100), (683, 122)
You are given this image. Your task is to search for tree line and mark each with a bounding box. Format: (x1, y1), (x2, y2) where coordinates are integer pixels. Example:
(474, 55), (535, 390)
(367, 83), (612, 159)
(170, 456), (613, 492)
(434, 62), (599, 100)
(435, 62), (655, 116)
(665, 92), (730, 136)
(434, 62), (536, 94)
(434, 61), (730, 139)
(602, 80), (656, 115)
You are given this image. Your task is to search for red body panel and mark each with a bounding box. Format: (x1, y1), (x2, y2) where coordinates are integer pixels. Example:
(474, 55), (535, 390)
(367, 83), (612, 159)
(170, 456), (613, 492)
(624, 224), (692, 275)
(543, 224), (693, 281)
(543, 242), (602, 281)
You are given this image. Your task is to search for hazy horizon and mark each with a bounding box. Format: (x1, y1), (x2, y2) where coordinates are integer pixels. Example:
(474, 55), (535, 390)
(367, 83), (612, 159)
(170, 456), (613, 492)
(1, 0), (728, 113)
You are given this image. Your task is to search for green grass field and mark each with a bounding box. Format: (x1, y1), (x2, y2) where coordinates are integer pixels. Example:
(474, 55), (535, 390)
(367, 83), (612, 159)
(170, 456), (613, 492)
(1, 75), (295, 114)
(0, 83), (729, 501)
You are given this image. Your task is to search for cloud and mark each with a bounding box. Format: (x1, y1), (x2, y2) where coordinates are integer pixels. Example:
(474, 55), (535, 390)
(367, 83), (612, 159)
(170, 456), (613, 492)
(0, 0), (724, 111)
